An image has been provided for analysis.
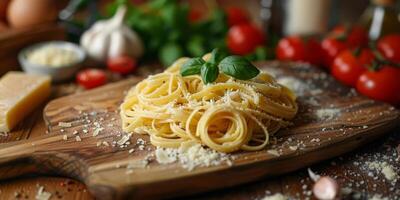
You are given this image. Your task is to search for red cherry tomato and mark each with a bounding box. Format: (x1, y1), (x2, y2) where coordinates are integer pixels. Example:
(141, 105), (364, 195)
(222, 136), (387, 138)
(227, 24), (265, 55)
(276, 36), (323, 65)
(356, 66), (400, 105)
(188, 8), (203, 23)
(107, 56), (137, 75)
(76, 69), (107, 89)
(331, 25), (368, 48)
(377, 34), (400, 63)
(321, 37), (347, 68)
(331, 48), (374, 87)
(226, 7), (249, 27)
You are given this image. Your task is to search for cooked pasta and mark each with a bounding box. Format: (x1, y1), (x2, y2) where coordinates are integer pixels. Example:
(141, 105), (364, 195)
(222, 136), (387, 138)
(120, 56), (298, 153)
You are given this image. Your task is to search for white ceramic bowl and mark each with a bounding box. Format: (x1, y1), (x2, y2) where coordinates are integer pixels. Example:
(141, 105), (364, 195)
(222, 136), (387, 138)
(19, 41), (86, 82)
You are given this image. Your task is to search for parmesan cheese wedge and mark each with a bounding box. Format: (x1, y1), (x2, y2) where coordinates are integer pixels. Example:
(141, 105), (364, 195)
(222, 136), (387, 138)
(0, 72), (51, 132)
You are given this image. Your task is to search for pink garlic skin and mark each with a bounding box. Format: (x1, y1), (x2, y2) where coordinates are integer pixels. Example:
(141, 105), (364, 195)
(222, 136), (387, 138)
(313, 176), (339, 200)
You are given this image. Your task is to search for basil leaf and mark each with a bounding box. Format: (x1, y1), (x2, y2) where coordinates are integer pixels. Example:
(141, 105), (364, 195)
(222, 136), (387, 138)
(209, 48), (227, 64)
(180, 57), (205, 76)
(201, 62), (219, 84)
(219, 56), (260, 80)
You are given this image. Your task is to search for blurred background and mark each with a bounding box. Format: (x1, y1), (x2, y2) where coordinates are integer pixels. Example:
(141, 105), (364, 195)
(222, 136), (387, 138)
(0, 0), (399, 78)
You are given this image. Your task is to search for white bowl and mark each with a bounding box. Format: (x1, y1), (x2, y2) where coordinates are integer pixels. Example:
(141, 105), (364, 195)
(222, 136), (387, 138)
(18, 41), (86, 82)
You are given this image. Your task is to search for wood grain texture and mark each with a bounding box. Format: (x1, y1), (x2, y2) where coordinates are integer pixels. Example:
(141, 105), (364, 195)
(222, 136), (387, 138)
(0, 177), (93, 199)
(0, 61), (398, 200)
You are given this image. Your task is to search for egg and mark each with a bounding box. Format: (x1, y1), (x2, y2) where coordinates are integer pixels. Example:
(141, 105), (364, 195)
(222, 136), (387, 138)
(0, 0), (9, 21)
(7, 0), (57, 28)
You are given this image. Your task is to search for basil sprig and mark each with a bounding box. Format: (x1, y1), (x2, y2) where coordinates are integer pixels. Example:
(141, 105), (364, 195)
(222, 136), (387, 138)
(201, 62), (219, 84)
(219, 56), (260, 80)
(180, 57), (205, 76)
(180, 48), (260, 84)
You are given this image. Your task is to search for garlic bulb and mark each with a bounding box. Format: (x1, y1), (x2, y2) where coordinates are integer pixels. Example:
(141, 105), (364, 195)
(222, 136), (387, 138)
(80, 6), (144, 61)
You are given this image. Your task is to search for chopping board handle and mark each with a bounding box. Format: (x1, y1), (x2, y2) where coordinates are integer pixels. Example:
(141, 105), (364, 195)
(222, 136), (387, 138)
(0, 141), (37, 180)
(0, 135), (64, 180)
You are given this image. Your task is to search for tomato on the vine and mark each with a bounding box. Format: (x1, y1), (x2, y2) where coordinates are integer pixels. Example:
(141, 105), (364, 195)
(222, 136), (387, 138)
(331, 48), (374, 87)
(377, 34), (400, 63)
(356, 66), (400, 105)
(227, 23), (265, 55)
(322, 25), (368, 68)
(276, 36), (323, 65)
(321, 37), (347, 68)
(76, 68), (107, 89)
(107, 56), (137, 75)
(226, 7), (249, 27)
(331, 25), (368, 48)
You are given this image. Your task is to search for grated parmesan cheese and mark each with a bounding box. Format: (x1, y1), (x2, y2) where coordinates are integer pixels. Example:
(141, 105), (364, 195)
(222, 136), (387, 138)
(117, 134), (131, 146)
(102, 141), (110, 146)
(92, 127), (104, 137)
(35, 186), (51, 200)
(58, 122), (72, 128)
(289, 145), (298, 151)
(277, 77), (308, 96)
(155, 148), (177, 164)
(381, 165), (397, 181)
(62, 135), (67, 141)
(155, 141), (232, 171)
(366, 161), (398, 181)
(369, 194), (389, 200)
(267, 149), (280, 157)
(261, 193), (288, 200)
(316, 108), (340, 120)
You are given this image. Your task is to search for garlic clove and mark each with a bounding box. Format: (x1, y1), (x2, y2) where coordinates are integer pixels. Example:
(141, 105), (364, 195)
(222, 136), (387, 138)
(81, 31), (94, 49)
(91, 21), (109, 33)
(312, 176), (339, 200)
(79, 5), (144, 61)
(89, 33), (110, 61)
(110, 6), (128, 27)
(109, 31), (127, 58)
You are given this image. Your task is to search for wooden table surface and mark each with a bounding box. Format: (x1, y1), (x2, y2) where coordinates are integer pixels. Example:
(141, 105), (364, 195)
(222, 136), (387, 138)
(0, 65), (399, 200)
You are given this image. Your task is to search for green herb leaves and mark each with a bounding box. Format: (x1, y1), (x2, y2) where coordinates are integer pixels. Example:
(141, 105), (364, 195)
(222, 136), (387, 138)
(201, 62), (219, 84)
(180, 57), (205, 76)
(219, 56), (260, 80)
(106, 0), (229, 66)
(209, 48), (227, 64)
(180, 48), (260, 84)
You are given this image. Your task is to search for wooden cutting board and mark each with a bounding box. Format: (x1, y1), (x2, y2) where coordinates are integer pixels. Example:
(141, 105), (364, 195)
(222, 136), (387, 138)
(0, 61), (398, 200)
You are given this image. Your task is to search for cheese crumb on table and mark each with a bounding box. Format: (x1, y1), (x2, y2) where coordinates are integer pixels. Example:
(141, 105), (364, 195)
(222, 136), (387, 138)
(35, 186), (51, 200)
(366, 161), (398, 181)
(155, 141), (233, 171)
(315, 108), (340, 120)
(369, 194), (389, 200)
(267, 149), (280, 157)
(261, 193), (288, 200)
(58, 122), (72, 128)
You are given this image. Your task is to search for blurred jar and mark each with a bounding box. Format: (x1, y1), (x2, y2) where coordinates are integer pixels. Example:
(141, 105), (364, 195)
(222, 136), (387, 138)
(261, 0), (332, 37)
(284, 0), (332, 36)
(359, 0), (400, 40)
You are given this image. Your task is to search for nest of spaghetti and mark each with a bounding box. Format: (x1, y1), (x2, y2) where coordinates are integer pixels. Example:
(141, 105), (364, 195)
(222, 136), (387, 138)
(120, 58), (298, 153)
